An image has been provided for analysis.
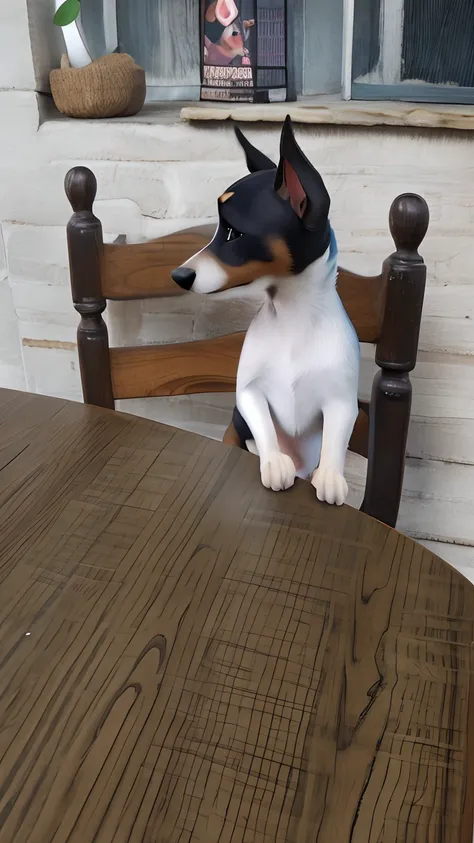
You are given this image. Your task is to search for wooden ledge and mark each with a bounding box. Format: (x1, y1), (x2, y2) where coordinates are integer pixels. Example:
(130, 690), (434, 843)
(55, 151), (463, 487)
(41, 95), (474, 132)
(181, 98), (474, 131)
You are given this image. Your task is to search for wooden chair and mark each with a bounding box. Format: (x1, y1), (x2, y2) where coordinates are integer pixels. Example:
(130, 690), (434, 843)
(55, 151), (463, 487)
(65, 166), (429, 528)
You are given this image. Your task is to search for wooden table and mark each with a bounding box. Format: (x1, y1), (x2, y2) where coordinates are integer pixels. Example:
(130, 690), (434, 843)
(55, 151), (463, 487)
(0, 388), (472, 843)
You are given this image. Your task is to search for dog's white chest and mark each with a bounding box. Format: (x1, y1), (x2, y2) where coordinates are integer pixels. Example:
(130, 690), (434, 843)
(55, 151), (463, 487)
(237, 284), (359, 439)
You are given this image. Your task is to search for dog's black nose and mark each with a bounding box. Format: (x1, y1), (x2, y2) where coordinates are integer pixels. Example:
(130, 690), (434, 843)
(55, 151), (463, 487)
(172, 267), (196, 290)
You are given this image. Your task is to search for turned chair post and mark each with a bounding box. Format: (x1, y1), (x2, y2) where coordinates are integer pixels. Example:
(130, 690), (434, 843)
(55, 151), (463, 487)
(361, 193), (429, 527)
(65, 167), (114, 409)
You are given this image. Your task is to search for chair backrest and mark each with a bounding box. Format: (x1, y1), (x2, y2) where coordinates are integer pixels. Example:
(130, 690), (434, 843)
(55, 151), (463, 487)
(65, 165), (429, 526)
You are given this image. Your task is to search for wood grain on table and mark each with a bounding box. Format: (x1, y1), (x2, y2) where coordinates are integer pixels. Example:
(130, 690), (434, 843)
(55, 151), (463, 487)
(0, 389), (472, 843)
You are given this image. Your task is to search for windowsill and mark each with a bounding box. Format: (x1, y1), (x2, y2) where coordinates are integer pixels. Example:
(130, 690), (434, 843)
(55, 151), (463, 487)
(38, 92), (474, 132)
(38, 94), (189, 127)
(180, 94), (474, 131)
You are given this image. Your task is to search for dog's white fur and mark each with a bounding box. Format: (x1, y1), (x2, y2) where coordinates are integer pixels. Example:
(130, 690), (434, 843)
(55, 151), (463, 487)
(183, 230), (360, 505)
(190, 254), (227, 294)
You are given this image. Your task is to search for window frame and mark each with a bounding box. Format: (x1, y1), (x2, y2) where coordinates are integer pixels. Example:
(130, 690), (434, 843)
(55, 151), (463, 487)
(342, 0), (354, 100)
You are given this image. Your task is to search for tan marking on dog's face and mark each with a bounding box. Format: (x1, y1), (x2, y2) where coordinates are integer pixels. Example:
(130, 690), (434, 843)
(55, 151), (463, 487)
(207, 237), (293, 292)
(219, 192), (235, 203)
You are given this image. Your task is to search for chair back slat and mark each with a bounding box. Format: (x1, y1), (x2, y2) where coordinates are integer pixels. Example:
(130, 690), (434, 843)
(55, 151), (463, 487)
(102, 225), (215, 300)
(110, 332), (245, 400)
(337, 269), (386, 343)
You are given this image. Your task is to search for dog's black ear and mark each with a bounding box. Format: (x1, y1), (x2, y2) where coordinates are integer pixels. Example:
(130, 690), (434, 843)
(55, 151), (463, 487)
(275, 115), (330, 231)
(234, 126), (275, 173)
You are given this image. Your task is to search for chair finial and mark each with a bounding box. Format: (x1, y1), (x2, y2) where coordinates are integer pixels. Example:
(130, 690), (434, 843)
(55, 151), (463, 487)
(389, 193), (429, 255)
(65, 166), (97, 213)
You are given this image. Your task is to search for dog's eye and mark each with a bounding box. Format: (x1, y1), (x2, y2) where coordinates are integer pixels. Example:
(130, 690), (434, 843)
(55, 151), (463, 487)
(227, 227), (242, 242)
(232, 29), (239, 36)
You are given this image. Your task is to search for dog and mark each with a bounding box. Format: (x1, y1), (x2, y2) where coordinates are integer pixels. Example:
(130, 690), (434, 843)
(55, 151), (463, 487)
(171, 117), (360, 506)
(204, 0), (254, 66)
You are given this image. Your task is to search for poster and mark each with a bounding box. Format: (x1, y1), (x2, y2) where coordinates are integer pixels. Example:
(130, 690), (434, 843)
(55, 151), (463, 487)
(201, 0), (289, 102)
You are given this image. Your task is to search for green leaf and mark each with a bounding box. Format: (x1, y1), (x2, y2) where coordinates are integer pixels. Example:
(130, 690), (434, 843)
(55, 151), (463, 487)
(54, 0), (81, 27)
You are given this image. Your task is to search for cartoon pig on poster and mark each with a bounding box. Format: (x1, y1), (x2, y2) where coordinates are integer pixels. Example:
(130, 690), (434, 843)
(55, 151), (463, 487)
(204, 0), (255, 66)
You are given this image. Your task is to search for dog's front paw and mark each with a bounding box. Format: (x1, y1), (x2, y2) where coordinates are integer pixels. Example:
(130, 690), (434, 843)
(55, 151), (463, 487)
(261, 452), (296, 492)
(311, 466), (348, 506)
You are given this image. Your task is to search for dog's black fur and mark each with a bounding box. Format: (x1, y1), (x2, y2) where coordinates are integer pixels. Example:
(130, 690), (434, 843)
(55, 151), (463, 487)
(206, 117), (331, 276)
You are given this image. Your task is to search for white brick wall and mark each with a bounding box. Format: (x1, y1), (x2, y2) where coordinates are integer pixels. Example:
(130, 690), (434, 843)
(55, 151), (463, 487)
(0, 222), (25, 390)
(0, 0), (35, 89)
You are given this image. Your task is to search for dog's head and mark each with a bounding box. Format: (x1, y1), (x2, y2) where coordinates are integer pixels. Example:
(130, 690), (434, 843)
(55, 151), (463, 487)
(172, 116), (332, 294)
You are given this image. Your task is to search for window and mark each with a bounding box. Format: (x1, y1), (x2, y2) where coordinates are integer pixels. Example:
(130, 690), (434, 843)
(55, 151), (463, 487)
(353, 0), (474, 103)
(80, 0), (201, 100)
(79, 0), (474, 105)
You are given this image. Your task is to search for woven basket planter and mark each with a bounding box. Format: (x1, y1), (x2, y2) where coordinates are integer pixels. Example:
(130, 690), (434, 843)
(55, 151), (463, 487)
(50, 53), (146, 119)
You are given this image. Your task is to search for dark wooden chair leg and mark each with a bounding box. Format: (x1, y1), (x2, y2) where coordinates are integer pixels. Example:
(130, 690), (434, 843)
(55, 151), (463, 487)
(65, 167), (114, 410)
(361, 193), (429, 527)
(361, 370), (412, 526)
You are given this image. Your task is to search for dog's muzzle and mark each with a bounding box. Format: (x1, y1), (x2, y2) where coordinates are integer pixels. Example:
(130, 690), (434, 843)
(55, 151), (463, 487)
(172, 267), (196, 290)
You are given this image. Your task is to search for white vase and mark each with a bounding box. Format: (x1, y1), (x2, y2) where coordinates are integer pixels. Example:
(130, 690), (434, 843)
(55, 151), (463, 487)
(103, 0), (118, 54)
(55, 0), (92, 68)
